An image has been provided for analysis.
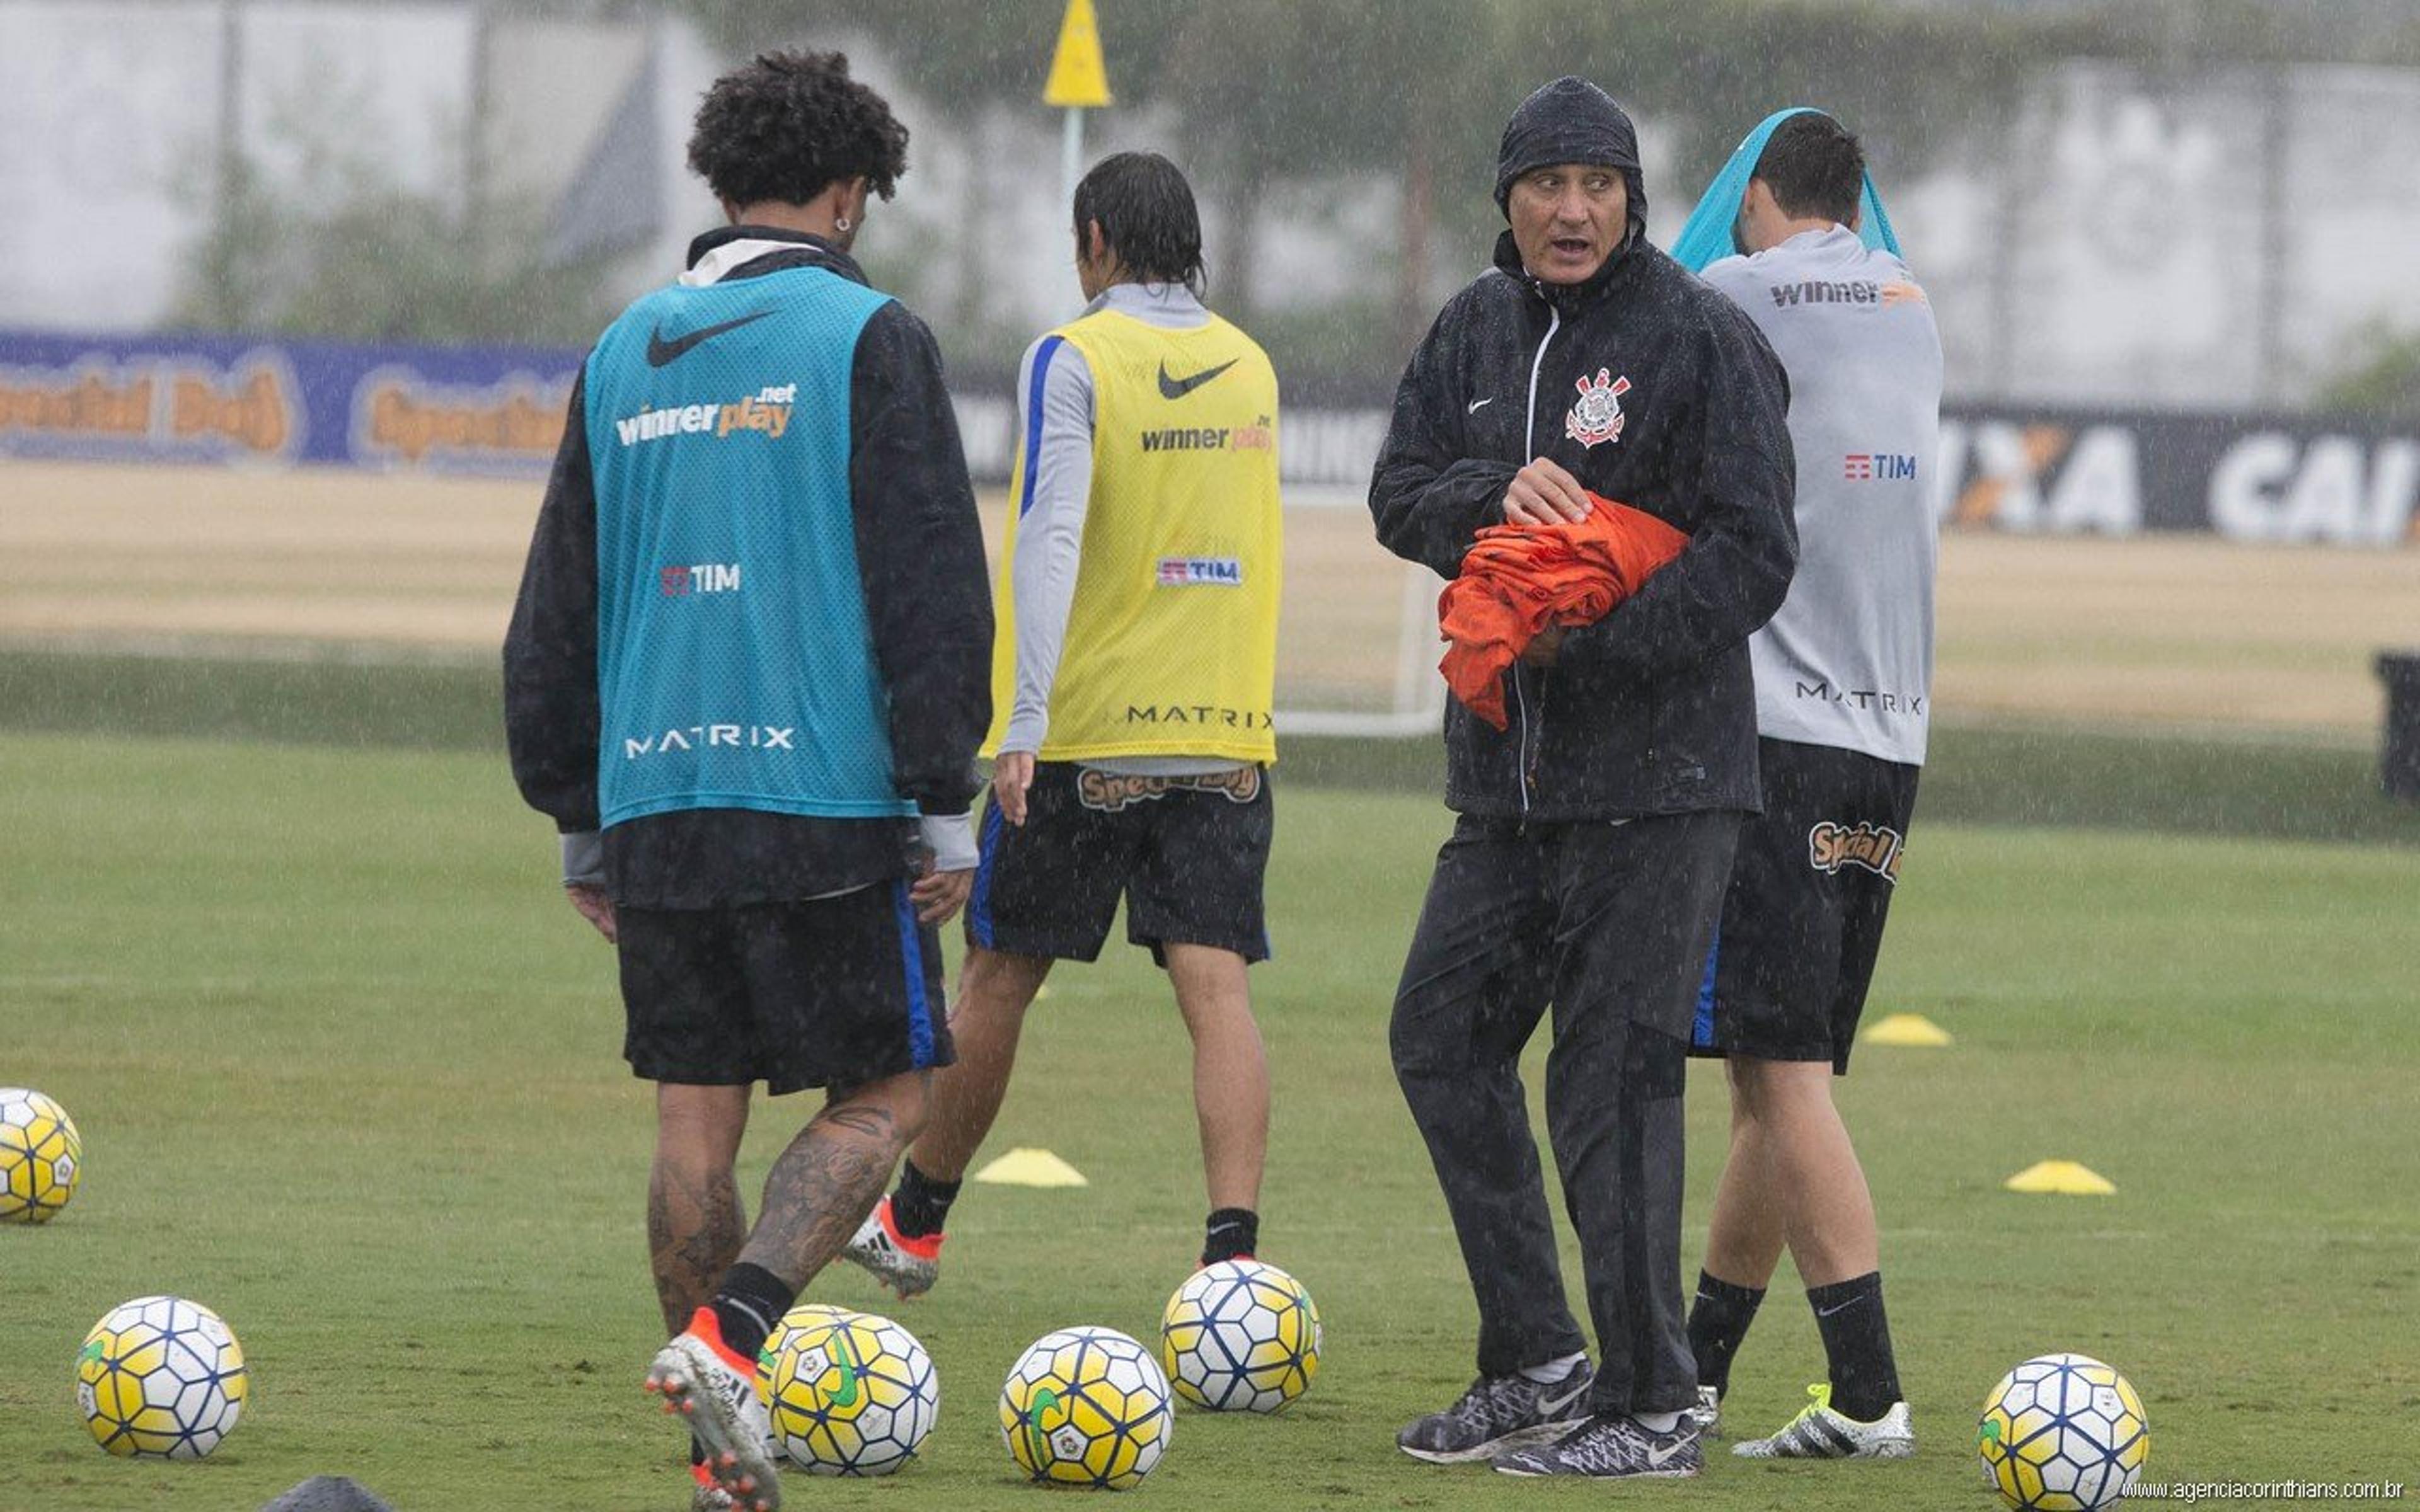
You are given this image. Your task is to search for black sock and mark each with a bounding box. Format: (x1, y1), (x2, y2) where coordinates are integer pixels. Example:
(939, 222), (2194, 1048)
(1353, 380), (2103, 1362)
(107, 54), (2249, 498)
(1686, 1271), (1766, 1398)
(690, 1438), (705, 1467)
(709, 1262), (795, 1362)
(1201, 1208), (1259, 1264)
(890, 1160), (960, 1240)
(1807, 1271), (1902, 1422)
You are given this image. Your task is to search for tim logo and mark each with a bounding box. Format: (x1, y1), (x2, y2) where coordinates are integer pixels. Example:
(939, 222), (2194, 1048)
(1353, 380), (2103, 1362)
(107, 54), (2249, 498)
(1807, 821), (1904, 882)
(660, 563), (741, 596)
(1844, 453), (1918, 481)
(1564, 369), (1630, 448)
(1156, 556), (1242, 587)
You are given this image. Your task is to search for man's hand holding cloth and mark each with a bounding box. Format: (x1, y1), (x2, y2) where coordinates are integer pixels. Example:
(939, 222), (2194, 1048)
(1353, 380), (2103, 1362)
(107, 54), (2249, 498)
(1439, 495), (1689, 728)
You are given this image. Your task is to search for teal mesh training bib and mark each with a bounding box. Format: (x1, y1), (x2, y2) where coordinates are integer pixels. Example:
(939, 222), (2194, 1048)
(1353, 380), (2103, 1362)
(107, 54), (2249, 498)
(584, 265), (913, 828)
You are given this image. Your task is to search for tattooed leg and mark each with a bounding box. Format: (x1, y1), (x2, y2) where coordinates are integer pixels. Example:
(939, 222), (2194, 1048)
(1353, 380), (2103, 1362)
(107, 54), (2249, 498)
(648, 1083), (752, 1334)
(737, 1070), (931, 1291)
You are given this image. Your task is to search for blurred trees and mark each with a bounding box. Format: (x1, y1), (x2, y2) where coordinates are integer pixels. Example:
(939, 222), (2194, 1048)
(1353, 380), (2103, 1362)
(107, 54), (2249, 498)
(677, 0), (2110, 375)
(2318, 326), (2420, 423)
(173, 82), (623, 346)
(168, 0), (2420, 384)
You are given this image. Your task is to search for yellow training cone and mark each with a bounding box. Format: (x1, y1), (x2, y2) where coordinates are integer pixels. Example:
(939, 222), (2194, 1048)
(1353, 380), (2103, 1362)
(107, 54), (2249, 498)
(972, 1148), (1090, 1188)
(2003, 1160), (2116, 1196)
(1862, 1012), (1952, 1047)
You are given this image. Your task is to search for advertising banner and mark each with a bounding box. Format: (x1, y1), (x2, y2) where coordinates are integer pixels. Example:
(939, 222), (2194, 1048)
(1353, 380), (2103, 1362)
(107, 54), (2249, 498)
(5, 329), (2414, 547)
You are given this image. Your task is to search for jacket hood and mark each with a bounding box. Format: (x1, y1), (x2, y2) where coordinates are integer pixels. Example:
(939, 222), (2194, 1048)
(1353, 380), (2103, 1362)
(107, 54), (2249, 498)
(1494, 75), (1649, 242)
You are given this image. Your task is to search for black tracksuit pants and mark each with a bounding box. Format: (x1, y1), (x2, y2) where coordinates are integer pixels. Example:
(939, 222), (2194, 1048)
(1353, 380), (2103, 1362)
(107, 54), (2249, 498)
(1390, 810), (1740, 1417)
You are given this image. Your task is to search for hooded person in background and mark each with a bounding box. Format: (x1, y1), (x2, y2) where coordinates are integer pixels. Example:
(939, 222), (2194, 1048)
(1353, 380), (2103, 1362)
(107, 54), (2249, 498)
(1671, 108), (1940, 1463)
(1368, 77), (1796, 1480)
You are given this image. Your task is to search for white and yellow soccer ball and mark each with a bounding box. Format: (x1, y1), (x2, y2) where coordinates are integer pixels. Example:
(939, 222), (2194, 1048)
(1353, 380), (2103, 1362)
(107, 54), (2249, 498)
(1160, 1259), (1322, 1412)
(1, 1086), (81, 1223)
(76, 1295), (249, 1458)
(1979, 1352), (2150, 1510)
(1000, 1326), (1173, 1489)
(758, 1303), (938, 1476)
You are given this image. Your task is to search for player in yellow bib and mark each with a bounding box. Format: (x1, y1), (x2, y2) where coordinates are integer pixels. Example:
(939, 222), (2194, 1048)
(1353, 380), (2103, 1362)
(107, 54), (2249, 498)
(845, 152), (1284, 1293)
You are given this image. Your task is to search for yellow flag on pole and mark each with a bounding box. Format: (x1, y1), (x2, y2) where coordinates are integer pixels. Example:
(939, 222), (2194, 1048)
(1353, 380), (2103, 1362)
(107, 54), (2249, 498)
(1044, 0), (1113, 108)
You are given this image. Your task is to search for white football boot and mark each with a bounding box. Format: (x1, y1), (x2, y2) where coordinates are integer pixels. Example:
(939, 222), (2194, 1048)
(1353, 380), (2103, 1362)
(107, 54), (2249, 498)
(839, 1196), (943, 1298)
(1685, 1383), (1723, 1438)
(1731, 1383), (1914, 1459)
(646, 1309), (781, 1512)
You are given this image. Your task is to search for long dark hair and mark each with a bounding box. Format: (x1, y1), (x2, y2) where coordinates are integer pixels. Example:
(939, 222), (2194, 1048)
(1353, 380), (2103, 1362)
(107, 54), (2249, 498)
(1073, 152), (1208, 297)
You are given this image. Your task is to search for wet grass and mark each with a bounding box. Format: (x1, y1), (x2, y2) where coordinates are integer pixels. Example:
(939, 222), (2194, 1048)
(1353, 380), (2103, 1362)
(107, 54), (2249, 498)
(1, 733), (2414, 1508)
(4, 645), (2416, 846)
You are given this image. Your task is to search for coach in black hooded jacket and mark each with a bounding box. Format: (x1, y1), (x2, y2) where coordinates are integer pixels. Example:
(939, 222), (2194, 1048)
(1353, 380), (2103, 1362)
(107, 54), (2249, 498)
(1374, 78), (1795, 1479)
(1372, 130), (1794, 820)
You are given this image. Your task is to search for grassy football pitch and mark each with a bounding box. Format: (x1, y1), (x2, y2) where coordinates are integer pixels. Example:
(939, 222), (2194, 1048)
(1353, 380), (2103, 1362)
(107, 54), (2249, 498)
(2, 731), (2415, 1509)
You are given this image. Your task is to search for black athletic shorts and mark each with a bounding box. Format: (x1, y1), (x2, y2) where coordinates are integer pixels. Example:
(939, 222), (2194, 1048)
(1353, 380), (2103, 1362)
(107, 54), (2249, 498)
(617, 880), (952, 1096)
(1690, 738), (1920, 1074)
(965, 762), (1272, 965)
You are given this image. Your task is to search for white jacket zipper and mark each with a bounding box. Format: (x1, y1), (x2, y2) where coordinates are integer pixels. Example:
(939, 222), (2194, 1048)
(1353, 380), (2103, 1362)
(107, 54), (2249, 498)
(1522, 304), (1560, 460)
(1512, 302), (1560, 816)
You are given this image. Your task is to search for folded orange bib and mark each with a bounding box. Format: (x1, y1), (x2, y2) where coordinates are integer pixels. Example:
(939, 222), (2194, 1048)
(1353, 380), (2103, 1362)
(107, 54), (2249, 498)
(1438, 495), (1690, 728)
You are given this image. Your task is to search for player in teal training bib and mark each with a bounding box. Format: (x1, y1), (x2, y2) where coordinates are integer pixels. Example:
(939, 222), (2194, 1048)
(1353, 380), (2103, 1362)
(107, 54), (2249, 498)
(585, 264), (913, 828)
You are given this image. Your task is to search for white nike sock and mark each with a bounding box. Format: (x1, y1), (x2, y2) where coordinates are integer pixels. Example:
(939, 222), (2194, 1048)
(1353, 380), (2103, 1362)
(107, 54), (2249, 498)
(1519, 1352), (1589, 1385)
(1634, 1410), (1683, 1433)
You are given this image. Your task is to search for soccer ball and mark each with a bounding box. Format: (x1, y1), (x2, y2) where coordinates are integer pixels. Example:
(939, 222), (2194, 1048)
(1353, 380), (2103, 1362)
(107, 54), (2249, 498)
(1160, 1259), (1322, 1412)
(1978, 1353), (2150, 1510)
(76, 1295), (249, 1458)
(0, 1086), (81, 1223)
(758, 1303), (938, 1475)
(999, 1326), (1173, 1489)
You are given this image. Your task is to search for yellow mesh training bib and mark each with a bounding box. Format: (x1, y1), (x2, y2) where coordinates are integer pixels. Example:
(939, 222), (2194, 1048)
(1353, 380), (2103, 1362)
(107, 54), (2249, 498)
(988, 307), (1282, 764)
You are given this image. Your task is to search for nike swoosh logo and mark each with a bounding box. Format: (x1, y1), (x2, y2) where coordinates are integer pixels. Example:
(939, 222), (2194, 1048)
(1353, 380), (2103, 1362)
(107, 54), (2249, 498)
(1023, 1385), (1062, 1463)
(1538, 1378), (1591, 1416)
(1158, 358), (1238, 399)
(827, 1332), (862, 1408)
(1645, 1437), (1693, 1469)
(1468, 398), (1495, 413)
(1814, 1297), (1865, 1318)
(645, 309), (774, 367)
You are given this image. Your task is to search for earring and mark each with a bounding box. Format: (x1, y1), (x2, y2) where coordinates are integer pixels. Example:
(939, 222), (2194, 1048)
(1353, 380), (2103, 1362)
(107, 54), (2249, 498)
(835, 215), (853, 233)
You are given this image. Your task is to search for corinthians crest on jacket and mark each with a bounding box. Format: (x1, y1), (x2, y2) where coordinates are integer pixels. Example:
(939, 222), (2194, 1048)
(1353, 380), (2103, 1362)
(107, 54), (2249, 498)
(1565, 368), (1631, 448)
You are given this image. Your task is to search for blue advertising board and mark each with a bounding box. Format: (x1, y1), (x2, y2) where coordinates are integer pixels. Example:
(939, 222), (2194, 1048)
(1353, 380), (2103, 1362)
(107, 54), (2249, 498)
(0, 328), (581, 474)
(4, 327), (2416, 546)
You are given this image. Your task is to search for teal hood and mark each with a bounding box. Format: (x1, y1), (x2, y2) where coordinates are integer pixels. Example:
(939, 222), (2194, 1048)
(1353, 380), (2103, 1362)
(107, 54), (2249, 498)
(1668, 107), (1901, 273)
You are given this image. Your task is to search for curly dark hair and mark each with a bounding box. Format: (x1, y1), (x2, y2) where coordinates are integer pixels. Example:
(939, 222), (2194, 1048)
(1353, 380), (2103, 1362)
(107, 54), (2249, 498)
(686, 50), (909, 209)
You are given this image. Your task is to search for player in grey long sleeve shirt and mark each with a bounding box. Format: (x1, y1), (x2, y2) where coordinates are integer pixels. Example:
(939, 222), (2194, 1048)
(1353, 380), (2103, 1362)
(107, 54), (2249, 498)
(1698, 226), (1940, 766)
(1002, 280), (1247, 779)
(1680, 110), (1942, 1462)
